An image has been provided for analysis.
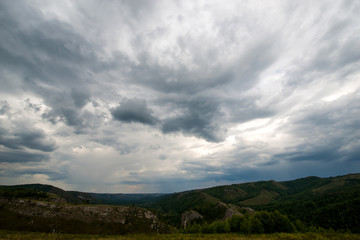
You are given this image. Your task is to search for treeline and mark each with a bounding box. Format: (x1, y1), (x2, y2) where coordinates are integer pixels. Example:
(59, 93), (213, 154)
(184, 211), (307, 234)
(0, 187), (48, 200)
(259, 187), (360, 233)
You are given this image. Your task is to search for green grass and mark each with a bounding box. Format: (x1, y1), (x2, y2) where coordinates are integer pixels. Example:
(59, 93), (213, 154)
(1, 231), (360, 240)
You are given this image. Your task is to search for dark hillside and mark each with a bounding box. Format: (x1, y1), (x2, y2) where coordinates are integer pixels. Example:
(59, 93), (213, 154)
(280, 176), (330, 193)
(149, 173), (360, 232)
(153, 190), (220, 215)
(0, 184), (165, 206)
(258, 174), (360, 232)
(0, 184), (83, 203)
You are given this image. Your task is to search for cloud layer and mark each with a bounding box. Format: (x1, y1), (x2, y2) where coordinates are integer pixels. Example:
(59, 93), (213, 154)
(1, 0), (360, 193)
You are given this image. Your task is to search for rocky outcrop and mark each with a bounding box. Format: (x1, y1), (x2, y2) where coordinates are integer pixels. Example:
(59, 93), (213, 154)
(0, 197), (164, 234)
(241, 206), (256, 215)
(179, 202), (255, 229)
(181, 210), (203, 229)
(216, 202), (246, 220)
(223, 203), (256, 218)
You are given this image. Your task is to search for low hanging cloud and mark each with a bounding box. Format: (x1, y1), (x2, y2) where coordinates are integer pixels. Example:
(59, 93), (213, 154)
(111, 98), (158, 126)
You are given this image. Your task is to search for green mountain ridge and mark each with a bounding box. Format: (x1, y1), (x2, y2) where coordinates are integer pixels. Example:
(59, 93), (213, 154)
(150, 173), (360, 231)
(1, 173), (360, 233)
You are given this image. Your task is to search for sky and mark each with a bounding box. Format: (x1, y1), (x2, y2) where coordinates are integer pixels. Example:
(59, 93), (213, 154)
(1, 0), (360, 193)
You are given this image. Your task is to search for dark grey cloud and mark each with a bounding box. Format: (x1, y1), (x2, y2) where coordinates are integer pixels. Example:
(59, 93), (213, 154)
(0, 1), (93, 84)
(0, 150), (48, 163)
(40, 91), (86, 129)
(0, 127), (57, 152)
(37, 87), (104, 133)
(128, 53), (234, 94)
(120, 36), (278, 142)
(275, 146), (342, 163)
(0, 0), (278, 143)
(127, 36), (277, 96)
(162, 97), (225, 142)
(226, 96), (275, 123)
(71, 89), (91, 109)
(0, 1), (104, 133)
(111, 98), (158, 125)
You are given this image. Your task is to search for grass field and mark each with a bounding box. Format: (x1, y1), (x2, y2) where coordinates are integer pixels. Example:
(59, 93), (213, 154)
(0, 231), (359, 240)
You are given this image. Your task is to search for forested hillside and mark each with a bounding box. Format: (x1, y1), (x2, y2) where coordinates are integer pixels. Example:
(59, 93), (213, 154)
(149, 173), (360, 232)
(1, 173), (359, 233)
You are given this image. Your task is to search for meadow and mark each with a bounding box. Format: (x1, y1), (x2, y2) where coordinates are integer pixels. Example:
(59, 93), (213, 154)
(0, 231), (359, 240)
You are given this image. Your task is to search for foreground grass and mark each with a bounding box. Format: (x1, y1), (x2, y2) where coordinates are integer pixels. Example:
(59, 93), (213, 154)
(0, 231), (359, 240)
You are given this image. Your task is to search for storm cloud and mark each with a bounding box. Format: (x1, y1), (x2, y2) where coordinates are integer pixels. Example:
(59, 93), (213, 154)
(0, 127), (56, 152)
(111, 99), (158, 125)
(0, 0), (359, 193)
(0, 150), (48, 163)
(162, 97), (225, 142)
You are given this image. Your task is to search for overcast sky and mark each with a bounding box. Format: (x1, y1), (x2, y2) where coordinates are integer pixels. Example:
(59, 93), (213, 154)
(1, 0), (360, 193)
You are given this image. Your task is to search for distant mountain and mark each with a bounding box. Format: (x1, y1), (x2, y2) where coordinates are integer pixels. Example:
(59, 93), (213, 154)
(0, 183), (83, 203)
(1, 173), (359, 232)
(69, 191), (164, 206)
(0, 184), (165, 206)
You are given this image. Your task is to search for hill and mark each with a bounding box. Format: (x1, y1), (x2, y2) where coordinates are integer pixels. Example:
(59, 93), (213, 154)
(0, 184), (83, 203)
(0, 184), (164, 206)
(1, 173), (360, 233)
(149, 173), (360, 232)
(0, 186), (169, 234)
(0, 197), (165, 234)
